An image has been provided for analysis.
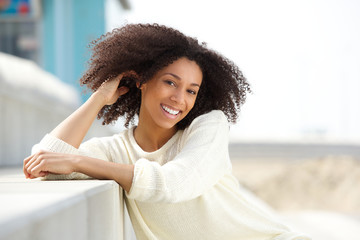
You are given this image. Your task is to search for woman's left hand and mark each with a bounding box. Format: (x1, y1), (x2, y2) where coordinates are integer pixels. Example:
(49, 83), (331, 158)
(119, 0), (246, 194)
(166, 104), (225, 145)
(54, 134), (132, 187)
(23, 151), (78, 179)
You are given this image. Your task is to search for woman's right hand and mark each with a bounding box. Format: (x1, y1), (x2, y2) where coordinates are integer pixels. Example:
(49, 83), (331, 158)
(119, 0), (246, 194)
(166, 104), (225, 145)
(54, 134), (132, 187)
(23, 150), (78, 179)
(95, 71), (137, 105)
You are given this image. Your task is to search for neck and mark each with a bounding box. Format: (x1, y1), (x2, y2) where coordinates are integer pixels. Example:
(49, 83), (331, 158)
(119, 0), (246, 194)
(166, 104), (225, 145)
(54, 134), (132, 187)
(134, 115), (177, 152)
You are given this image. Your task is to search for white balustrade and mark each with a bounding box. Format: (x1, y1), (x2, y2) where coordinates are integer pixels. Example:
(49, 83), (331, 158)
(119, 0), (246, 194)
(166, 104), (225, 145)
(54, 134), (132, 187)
(0, 53), (136, 239)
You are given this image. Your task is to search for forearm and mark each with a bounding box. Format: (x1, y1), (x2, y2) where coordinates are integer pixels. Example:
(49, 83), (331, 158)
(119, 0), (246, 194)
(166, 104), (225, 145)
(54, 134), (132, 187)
(50, 93), (106, 148)
(74, 155), (134, 193)
(49, 74), (127, 149)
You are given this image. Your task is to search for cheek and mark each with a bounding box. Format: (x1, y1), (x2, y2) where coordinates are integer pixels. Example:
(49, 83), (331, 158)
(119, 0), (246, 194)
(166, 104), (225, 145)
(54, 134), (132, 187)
(187, 96), (197, 110)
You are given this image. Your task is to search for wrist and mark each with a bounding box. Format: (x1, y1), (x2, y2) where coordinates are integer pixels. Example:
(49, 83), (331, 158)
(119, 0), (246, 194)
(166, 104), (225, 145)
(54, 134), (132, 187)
(89, 92), (107, 108)
(72, 155), (83, 173)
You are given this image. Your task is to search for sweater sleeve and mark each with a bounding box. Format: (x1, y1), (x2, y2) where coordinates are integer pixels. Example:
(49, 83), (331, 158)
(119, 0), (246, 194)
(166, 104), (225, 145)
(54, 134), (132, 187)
(32, 134), (112, 180)
(126, 110), (231, 203)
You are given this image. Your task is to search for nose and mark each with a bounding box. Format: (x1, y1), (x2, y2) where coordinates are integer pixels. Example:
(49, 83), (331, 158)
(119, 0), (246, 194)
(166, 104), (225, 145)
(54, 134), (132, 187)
(170, 89), (185, 105)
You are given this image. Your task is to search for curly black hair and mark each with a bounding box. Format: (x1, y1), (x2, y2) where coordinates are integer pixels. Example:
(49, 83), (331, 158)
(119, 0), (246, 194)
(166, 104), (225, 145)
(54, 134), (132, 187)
(80, 23), (251, 129)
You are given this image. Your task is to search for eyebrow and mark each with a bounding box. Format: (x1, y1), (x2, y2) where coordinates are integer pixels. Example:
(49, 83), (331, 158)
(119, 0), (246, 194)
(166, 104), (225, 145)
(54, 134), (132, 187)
(162, 73), (201, 87)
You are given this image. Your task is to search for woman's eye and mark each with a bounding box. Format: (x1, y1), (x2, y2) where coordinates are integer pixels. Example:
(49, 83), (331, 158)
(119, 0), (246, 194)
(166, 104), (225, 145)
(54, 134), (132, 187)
(187, 89), (197, 95)
(165, 80), (175, 86)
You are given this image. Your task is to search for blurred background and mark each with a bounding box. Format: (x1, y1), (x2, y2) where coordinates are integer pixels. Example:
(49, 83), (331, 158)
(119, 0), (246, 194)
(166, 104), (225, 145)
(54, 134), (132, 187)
(1, 0), (360, 239)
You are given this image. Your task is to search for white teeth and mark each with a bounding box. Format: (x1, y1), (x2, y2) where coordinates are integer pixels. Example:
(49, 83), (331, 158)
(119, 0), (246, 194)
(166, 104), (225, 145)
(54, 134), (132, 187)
(162, 105), (180, 115)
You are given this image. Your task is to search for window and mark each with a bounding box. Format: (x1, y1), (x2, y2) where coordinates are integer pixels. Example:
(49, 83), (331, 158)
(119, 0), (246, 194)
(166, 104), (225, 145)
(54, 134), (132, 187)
(0, 0), (41, 63)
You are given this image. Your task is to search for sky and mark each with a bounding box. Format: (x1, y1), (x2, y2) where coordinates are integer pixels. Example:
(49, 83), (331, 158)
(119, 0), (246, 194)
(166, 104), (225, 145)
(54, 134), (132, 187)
(106, 0), (360, 143)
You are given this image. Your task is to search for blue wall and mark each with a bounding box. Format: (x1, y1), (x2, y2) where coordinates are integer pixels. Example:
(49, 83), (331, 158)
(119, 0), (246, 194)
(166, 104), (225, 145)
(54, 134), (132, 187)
(42, 0), (105, 102)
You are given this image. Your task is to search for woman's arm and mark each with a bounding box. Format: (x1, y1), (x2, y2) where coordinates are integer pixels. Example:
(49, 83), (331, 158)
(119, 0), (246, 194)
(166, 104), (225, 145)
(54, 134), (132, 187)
(23, 72), (134, 181)
(75, 155), (134, 192)
(51, 74), (128, 148)
(23, 150), (134, 192)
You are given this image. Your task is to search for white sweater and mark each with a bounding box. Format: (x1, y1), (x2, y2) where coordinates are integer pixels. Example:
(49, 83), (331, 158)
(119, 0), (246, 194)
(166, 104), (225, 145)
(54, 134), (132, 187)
(36, 110), (310, 240)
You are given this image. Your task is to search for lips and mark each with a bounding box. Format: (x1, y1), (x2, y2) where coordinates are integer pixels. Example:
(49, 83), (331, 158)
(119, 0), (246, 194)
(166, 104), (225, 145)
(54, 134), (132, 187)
(161, 104), (180, 116)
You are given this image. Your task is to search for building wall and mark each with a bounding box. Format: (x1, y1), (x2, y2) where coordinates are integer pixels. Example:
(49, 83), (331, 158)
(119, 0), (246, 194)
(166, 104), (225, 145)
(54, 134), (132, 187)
(41, 0), (106, 102)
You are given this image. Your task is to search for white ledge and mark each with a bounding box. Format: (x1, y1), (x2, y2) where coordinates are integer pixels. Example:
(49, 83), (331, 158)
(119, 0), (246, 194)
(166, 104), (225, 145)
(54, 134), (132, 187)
(0, 168), (127, 240)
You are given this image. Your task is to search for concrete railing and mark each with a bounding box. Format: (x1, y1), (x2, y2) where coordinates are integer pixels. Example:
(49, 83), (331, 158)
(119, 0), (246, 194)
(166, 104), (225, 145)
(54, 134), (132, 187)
(0, 168), (136, 240)
(0, 53), (136, 239)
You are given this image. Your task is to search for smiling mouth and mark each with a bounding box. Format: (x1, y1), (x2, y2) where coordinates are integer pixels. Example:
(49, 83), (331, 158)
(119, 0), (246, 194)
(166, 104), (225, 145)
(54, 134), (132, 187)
(161, 104), (181, 116)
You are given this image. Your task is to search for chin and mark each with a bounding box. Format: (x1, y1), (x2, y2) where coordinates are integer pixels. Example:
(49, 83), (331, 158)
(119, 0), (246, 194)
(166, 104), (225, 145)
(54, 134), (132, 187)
(158, 122), (177, 130)
(156, 117), (182, 130)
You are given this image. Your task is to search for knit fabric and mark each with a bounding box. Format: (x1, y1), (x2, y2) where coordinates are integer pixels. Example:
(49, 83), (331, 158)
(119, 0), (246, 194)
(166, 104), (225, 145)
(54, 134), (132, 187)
(36, 110), (310, 240)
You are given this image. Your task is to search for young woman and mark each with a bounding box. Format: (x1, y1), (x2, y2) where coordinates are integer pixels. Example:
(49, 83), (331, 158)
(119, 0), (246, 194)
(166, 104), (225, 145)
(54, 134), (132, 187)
(23, 24), (310, 240)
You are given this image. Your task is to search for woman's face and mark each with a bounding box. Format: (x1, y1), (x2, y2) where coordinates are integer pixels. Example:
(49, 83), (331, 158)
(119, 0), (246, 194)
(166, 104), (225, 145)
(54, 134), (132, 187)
(139, 57), (203, 130)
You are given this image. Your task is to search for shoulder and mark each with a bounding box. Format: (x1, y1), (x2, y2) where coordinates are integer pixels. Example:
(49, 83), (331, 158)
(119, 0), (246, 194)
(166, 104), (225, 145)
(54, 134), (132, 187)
(177, 110), (230, 155)
(182, 110), (229, 137)
(188, 110), (228, 128)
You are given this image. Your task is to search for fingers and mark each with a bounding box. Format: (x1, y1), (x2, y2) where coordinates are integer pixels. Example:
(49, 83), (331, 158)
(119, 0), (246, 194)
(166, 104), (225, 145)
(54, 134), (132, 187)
(31, 160), (47, 177)
(102, 76), (121, 89)
(39, 171), (49, 177)
(122, 70), (138, 79)
(24, 151), (76, 179)
(115, 71), (137, 97)
(107, 70), (138, 85)
(118, 86), (129, 96)
(115, 70), (139, 85)
(23, 150), (49, 179)
(23, 153), (40, 178)
(102, 71), (138, 91)
(23, 153), (39, 178)
(23, 154), (33, 178)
